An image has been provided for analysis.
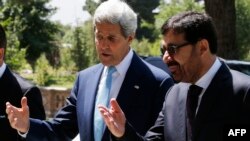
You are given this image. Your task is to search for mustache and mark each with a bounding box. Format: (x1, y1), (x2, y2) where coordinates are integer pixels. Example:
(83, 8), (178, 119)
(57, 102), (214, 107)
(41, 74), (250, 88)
(167, 60), (179, 67)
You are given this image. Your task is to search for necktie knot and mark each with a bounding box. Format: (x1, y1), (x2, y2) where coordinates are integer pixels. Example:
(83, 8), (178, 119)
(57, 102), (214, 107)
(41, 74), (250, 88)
(188, 85), (203, 97)
(107, 66), (116, 76)
(187, 84), (203, 117)
(105, 67), (116, 90)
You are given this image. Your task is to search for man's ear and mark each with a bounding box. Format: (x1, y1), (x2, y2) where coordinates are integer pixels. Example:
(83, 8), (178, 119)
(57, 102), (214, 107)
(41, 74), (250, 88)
(127, 33), (135, 44)
(0, 48), (4, 60)
(0, 48), (4, 66)
(198, 39), (209, 55)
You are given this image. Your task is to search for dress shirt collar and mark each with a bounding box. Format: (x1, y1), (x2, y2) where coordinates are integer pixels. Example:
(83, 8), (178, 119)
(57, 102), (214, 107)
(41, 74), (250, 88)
(104, 48), (133, 76)
(0, 62), (6, 78)
(195, 57), (221, 90)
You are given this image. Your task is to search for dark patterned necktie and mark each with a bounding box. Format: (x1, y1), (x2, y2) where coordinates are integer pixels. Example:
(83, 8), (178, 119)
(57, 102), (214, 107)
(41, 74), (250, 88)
(186, 84), (203, 141)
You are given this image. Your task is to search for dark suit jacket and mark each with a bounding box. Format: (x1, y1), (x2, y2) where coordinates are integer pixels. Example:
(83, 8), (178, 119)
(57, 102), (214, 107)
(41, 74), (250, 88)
(26, 52), (174, 141)
(0, 66), (46, 141)
(120, 61), (250, 141)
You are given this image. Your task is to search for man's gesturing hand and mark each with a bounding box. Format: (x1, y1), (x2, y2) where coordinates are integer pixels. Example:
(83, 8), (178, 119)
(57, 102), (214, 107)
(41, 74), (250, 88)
(98, 98), (126, 138)
(6, 96), (30, 133)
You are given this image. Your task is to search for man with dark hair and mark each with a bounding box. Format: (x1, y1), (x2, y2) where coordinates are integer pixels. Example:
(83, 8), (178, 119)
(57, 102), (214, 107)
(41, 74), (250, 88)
(0, 24), (45, 140)
(98, 11), (250, 141)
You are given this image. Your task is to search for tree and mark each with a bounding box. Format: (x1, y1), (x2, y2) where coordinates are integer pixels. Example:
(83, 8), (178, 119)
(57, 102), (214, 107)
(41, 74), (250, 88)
(0, 0), (59, 70)
(71, 26), (88, 71)
(83, 0), (160, 41)
(83, 0), (99, 16)
(82, 20), (98, 66)
(126, 0), (160, 41)
(155, 0), (204, 37)
(204, 0), (237, 59)
(71, 20), (97, 71)
(235, 0), (250, 60)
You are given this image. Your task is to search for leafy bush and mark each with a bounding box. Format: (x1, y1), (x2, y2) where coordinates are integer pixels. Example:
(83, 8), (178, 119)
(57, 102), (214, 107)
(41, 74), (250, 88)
(132, 38), (162, 57)
(5, 47), (27, 71)
(34, 54), (53, 86)
(155, 0), (204, 33)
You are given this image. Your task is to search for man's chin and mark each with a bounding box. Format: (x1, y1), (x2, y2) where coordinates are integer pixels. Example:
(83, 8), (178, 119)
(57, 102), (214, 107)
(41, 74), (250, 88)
(172, 76), (181, 83)
(100, 60), (116, 67)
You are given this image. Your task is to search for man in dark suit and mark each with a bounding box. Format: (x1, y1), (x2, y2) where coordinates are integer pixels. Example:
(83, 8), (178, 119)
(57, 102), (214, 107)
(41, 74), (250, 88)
(98, 11), (250, 141)
(0, 24), (45, 140)
(5, 0), (174, 141)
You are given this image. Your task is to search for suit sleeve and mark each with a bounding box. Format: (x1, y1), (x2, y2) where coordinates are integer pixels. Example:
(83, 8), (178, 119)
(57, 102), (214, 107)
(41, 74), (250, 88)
(115, 105), (166, 141)
(144, 103), (166, 140)
(25, 75), (80, 141)
(113, 122), (145, 141)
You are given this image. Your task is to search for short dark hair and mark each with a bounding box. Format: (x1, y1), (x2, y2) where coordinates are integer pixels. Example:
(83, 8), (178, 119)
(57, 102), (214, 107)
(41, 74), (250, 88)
(0, 24), (7, 50)
(161, 11), (218, 54)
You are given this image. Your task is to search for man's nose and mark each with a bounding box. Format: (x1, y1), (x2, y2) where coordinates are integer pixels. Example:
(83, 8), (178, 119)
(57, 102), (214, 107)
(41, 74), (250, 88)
(163, 52), (174, 64)
(100, 39), (110, 49)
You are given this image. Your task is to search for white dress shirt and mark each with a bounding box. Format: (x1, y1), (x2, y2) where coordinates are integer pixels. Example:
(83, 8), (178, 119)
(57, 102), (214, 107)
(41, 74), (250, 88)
(98, 48), (133, 99)
(0, 62), (6, 78)
(195, 58), (221, 112)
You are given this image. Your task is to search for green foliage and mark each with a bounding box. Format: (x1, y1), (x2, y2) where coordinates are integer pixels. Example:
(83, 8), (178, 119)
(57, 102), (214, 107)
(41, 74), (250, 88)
(21, 48), (76, 87)
(34, 54), (52, 86)
(155, 0), (204, 36)
(5, 47), (27, 71)
(60, 25), (74, 44)
(46, 72), (75, 89)
(126, 0), (160, 40)
(128, 0), (160, 23)
(71, 25), (88, 71)
(1, 23), (27, 71)
(0, 0), (59, 69)
(132, 38), (162, 57)
(82, 20), (98, 66)
(138, 19), (158, 42)
(60, 47), (76, 72)
(70, 20), (97, 71)
(236, 0), (250, 60)
(83, 0), (99, 16)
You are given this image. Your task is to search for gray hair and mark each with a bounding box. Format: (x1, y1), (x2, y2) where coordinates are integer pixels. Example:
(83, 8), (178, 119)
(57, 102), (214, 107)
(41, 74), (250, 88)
(93, 0), (137, 38)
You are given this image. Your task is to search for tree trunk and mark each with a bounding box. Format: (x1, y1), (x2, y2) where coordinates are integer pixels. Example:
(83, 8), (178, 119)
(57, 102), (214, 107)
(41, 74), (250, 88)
(204, 0), (237, 59)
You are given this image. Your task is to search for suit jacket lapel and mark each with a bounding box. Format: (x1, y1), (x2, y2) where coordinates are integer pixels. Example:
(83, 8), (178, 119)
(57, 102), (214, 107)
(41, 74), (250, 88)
(194, 62), (230, 139)
(169, 83), (189, 141)
(178, 84), (189, 141)
(165, 83), (189, 141)
(0, 66), (22, 109)
(78, 64), (103, 141)
(84, 65), (103, 115)
(116, 53), (144, 108)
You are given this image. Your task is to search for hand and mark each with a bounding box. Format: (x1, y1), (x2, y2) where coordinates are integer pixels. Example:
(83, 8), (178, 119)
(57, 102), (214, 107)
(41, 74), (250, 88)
(98, 98), (126, 138)
(6, 96), (30, 133)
